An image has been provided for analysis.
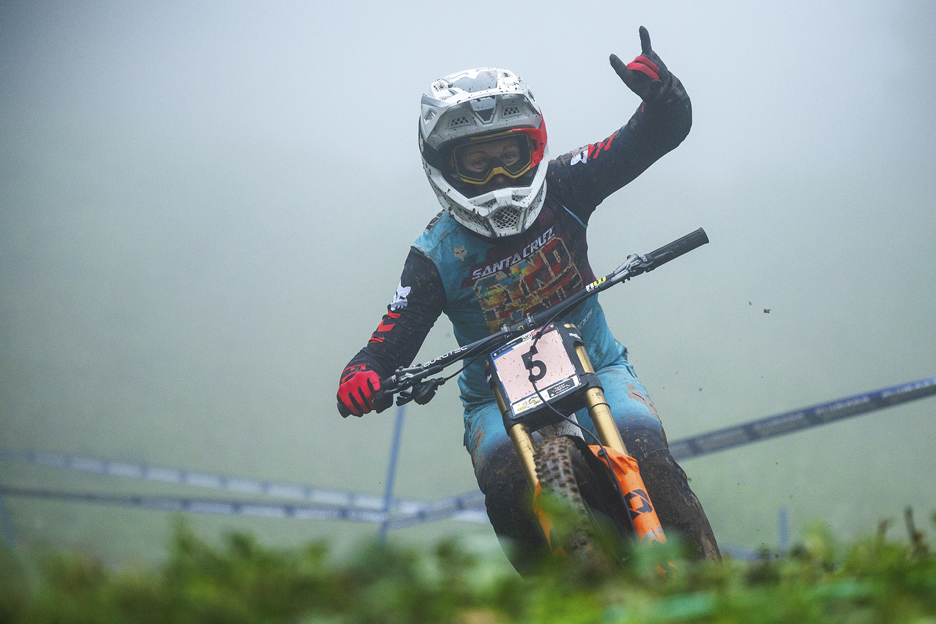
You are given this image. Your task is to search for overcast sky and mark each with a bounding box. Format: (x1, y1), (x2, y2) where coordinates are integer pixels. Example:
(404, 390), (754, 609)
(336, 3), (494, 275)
(2, 0), (934, 561)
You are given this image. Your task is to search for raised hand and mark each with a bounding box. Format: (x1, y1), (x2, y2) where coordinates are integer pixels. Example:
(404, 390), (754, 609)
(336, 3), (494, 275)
(609, 26), (674, 106)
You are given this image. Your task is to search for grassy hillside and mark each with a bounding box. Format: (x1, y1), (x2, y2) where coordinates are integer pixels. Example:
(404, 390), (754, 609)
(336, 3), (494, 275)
(1, 510), (934, 623)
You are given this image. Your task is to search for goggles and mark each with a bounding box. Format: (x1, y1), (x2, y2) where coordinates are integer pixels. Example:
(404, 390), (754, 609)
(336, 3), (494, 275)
(449, 127), (546, 186)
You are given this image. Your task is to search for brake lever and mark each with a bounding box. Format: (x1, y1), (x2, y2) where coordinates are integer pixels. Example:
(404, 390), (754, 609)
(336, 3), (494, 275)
(612, 253), (646, 278)
(396, 390), (415, 407)
(413, 377), (444, 405)
(395, 377), (441, 406)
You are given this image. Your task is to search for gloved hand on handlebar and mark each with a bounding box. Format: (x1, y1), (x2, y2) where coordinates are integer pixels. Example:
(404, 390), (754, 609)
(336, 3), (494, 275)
(337, 364), (382, 417)
(609, 26), (677, 108)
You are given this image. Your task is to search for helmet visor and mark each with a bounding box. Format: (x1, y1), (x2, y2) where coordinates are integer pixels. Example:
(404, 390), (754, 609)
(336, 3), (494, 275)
(450, 129), (539, 186)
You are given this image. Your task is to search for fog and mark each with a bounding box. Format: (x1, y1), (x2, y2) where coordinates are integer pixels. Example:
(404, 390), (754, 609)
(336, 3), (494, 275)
(2, 0), (934, 562)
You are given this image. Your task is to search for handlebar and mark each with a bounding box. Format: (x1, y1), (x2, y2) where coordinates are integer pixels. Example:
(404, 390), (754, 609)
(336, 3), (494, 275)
(338, 228), (708, 416)
(642, 227), (709, 272)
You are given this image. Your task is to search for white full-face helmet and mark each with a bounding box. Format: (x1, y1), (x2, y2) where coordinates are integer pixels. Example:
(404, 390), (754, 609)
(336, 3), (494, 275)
(418, 68), (548, 238)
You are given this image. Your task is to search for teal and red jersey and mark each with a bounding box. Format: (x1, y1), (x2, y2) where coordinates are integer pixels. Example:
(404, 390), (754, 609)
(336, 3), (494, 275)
(409, 202), (623, 410)
(342, 86), (692, 410)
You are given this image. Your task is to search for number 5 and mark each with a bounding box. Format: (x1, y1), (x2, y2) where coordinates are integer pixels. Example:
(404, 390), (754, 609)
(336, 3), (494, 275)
(522, 346), (547, 383)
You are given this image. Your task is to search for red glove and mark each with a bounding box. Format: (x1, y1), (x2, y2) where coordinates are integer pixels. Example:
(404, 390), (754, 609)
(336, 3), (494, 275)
(609, 26), (674, 106)
(337, 365), (382, 417)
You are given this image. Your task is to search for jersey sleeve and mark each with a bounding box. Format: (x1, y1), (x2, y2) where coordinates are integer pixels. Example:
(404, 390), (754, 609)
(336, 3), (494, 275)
(341, 247), (446, 379)
(547, 75), (692, 223)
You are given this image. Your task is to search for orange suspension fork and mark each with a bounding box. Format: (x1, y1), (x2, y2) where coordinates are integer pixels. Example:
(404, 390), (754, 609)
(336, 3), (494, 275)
(587, 445), (666, 545)
(574, 341), (666, 546)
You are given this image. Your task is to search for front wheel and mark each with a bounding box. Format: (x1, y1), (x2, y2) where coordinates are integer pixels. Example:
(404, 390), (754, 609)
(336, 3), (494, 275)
(534, 436), (632, 564)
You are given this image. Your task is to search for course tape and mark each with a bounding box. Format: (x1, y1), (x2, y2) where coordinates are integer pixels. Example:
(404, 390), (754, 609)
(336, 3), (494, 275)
(0, 449), (485, 517)
(669, 375), (936, 461)
(2, 375), (933, 527)
(0, 485), (489, 525)
(386, 493), (489, 530)
(0, 485), (386, 523)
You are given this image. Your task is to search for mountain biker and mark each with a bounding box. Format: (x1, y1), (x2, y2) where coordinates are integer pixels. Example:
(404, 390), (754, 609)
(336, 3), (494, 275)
(337, 27), (720, 567)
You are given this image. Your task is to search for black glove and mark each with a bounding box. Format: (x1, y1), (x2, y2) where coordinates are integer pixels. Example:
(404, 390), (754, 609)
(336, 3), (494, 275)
(609, 26), (674, 107)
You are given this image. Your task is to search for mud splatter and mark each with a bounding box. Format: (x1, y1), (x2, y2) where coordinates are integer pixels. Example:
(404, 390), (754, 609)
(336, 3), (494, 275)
(627, 383), (659, 419)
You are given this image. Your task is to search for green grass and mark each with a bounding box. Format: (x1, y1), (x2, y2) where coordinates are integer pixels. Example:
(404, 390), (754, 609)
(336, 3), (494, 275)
(1, 511), (934, 623)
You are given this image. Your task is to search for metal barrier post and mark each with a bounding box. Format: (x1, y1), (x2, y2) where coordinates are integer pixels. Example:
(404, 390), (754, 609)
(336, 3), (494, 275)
(0, 495), (14, 546)
(778, 506), (789, 553)
(378, 404), (406, 542)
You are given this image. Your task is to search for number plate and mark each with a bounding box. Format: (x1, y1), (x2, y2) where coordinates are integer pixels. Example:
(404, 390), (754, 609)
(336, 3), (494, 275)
(490, 324), (582, 418)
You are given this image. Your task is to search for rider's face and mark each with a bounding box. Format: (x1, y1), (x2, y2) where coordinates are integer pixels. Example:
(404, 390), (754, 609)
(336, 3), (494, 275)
(456, 136), (522, 191)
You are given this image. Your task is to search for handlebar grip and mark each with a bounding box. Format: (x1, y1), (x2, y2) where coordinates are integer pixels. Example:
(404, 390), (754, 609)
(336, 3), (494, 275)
(337, 401), (353, 418)
(643, 228), (708, 270)
(373, 390), (393, 413)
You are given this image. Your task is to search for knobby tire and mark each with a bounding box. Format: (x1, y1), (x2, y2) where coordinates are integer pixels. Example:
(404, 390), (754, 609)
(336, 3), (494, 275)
(534, 436), (632, 566)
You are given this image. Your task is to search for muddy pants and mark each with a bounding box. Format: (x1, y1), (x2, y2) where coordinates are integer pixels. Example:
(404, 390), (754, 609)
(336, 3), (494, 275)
(464, 356), (720, 571)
